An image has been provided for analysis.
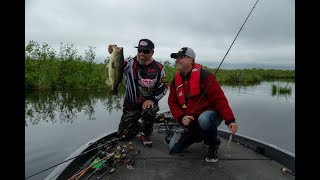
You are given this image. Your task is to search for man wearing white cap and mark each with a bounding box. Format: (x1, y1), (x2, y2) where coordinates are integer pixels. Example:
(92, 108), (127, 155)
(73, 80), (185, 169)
(168, 47), (238, 162)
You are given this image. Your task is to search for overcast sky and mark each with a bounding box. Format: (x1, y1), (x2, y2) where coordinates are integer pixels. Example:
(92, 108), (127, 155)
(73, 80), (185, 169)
(26, 0), (294, 68)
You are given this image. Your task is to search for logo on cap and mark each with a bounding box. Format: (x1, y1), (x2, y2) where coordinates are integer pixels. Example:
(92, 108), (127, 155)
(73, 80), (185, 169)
(178, 48), (184, 52)
(140, 41), (148, 46)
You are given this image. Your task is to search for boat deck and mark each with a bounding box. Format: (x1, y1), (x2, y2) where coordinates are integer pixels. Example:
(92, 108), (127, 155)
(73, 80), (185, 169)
(91, 126), (294, 180)
(45, 111), (294, 180)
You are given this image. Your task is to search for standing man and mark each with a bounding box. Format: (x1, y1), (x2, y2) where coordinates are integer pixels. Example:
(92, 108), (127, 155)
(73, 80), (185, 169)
(108, 39), (168, 147)
(168, 47), (238, 162)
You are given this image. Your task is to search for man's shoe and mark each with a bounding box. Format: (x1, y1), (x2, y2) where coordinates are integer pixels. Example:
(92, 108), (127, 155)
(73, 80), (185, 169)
(140, 133), (152, 147)
(205, 145), (219, 162)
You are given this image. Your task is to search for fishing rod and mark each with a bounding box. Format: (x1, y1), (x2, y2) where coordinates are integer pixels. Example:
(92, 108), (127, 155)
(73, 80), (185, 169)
(49, 150), (105, 180)
(193, 0), (259, 115)
(99, 150), (141, 180)
(84, 142), (134, 180)
(25, 137), (119, 179)
(44, 124), (137, 179)
(67, 150), (116, 180)
(67, 141), (132, 180)
(74, 151), (102, 178)
(170, 0), (259, 154)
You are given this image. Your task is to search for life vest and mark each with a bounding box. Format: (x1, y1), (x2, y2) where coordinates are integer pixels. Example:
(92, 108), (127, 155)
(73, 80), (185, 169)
(174, 63), (202, 108)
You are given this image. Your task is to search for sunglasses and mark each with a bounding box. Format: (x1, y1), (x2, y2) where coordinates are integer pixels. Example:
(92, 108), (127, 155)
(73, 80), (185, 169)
(176, 55), (189, 60)
(138, 49), (151, 54)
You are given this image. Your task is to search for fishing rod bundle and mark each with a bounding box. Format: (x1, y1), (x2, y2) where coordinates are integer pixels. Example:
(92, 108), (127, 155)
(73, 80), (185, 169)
(25, 137), (122, 179)
(67, 140), (139, 180)
(25, 133), (138, 179)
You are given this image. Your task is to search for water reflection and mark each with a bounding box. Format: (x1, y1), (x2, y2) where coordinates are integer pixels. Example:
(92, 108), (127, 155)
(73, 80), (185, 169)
(220, 81), (261, 87)
(25, 81), (294, 126)
(25, 90), (125, 126)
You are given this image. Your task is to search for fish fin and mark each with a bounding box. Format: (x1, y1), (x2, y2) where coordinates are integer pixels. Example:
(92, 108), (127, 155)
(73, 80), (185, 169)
(105, 79), (112, 85)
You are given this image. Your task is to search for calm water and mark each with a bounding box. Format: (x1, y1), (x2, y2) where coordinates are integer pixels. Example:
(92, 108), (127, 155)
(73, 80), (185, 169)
(25, 81), (295, 180)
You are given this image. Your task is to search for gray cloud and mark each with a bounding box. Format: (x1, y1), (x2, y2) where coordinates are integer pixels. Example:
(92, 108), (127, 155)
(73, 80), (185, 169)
(26, 0), (294, 68)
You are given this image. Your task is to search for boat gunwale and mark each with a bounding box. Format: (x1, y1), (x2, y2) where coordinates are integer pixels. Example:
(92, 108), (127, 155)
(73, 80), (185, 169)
(217, 129), (295, 173)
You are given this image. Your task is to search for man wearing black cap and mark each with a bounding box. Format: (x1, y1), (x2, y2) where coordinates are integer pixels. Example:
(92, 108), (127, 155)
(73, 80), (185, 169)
(108, 39), (168, 147)
(167, 47), (238, 162)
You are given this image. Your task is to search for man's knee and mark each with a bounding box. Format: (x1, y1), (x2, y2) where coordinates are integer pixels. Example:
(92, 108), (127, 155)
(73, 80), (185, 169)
(198, 111), (221, 131)
(117, 110), (141, 140)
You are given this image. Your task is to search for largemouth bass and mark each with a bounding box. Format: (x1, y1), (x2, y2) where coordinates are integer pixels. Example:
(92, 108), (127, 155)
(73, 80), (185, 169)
(105, 45), (124, 95)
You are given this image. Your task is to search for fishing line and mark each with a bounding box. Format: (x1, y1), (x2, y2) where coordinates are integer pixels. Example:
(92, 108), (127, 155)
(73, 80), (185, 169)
(192, 0), (259, 115)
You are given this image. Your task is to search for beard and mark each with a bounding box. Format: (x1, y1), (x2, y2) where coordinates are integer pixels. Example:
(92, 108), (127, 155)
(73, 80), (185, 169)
(137, 54), (150, 65)
(137, 56), (146, 65)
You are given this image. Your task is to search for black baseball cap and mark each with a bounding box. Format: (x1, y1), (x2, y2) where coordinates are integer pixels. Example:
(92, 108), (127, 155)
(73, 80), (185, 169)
(134, 39), (155, 51)
(170, 47), (196, 59)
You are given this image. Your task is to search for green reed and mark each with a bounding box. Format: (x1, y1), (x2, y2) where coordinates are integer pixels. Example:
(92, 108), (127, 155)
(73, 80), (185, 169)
(25, 41), (295, 90)
(271, 83), (292, 96)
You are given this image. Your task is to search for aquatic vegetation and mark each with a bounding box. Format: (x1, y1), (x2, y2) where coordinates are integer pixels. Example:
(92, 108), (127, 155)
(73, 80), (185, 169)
(271, 83), (292, 96)
(25, 41), (295, 90)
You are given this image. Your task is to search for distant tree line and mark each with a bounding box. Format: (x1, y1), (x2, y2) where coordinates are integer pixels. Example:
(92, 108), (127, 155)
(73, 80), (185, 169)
(25, 41), (294, 90)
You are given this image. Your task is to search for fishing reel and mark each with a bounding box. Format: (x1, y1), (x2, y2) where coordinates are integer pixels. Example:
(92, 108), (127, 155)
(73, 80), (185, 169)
(165, 135), (172, 144)
(156, 111), (181, 144)
(96, 150), (106, 158)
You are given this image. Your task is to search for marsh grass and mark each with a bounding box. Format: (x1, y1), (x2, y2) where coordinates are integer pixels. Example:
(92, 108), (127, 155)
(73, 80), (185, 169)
(25, 41), (295, 90)
(271, 82), (292, 96)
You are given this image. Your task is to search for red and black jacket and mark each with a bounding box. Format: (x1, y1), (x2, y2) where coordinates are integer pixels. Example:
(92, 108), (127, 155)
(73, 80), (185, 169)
(168, 63), (235, 125)
(123, 56), (168, 110)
